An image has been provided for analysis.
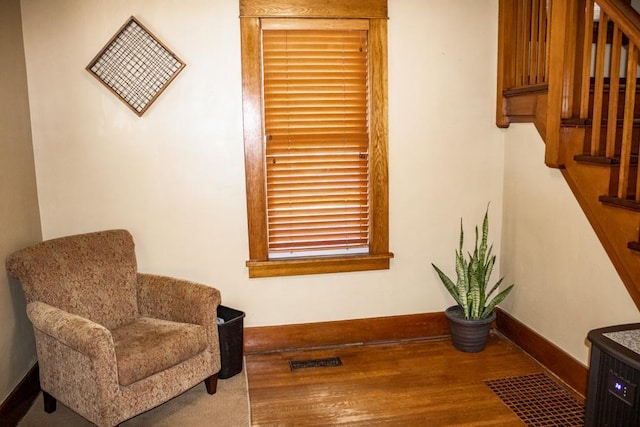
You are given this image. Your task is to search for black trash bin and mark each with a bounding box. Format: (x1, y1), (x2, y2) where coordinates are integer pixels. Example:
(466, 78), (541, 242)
(217, 305), (245, 379)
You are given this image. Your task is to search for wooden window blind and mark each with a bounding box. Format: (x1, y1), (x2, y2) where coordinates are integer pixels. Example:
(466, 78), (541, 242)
(262, 27), (371, 257)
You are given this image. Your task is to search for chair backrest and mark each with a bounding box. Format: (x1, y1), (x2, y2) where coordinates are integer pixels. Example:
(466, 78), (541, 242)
(6, 229), (139, 329)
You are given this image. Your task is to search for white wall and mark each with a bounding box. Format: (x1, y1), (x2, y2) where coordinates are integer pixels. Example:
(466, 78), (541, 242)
(0, 0), (41, 403)
(20, 0), (505, 327)
(501, 124), (640, 365)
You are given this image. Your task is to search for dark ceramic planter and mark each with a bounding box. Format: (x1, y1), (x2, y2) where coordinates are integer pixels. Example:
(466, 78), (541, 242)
(444, 305), (496, 353)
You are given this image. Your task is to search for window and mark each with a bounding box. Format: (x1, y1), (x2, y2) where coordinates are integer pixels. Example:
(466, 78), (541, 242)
(240, 0), (392, 278)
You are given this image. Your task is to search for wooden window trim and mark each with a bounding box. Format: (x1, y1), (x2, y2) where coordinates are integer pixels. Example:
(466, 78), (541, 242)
(239, 0), (388, 19)
(240, 0), (392, 278)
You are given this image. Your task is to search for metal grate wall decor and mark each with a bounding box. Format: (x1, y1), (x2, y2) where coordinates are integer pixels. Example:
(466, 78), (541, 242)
(86, 16), (186, 116)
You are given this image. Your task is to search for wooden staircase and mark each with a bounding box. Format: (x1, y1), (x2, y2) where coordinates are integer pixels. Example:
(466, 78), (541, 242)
(497, 0), (640, 308)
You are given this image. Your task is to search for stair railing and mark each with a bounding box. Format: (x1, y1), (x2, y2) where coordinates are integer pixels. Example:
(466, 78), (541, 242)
(497, 0), (550, 128)
(506, 0), (640, 173)
(579, 0), (640, 201)
(497, 0), (640, 310)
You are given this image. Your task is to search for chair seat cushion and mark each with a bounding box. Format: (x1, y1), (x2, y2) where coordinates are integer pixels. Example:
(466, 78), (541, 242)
(112, 317), (208, 386)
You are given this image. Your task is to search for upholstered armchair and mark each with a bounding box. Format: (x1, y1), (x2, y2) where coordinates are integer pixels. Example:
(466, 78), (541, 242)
(6, 230), (221, 427)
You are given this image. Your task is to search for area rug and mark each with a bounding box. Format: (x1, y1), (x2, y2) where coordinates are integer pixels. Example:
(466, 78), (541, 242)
(18, 364), (250, 427)
(484, 372), (584, 427)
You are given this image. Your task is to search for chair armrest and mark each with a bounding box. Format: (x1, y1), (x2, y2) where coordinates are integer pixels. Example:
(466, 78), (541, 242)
(26, 301), (116, 362)
(136, 273), (221, 327)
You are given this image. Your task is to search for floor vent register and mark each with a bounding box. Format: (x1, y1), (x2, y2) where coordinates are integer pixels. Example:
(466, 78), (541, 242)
(484, 372), (585, 427)
(289, 357), (343, 371)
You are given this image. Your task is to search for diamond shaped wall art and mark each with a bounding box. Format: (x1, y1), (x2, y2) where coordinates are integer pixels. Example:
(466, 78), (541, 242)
(87, 16), (186, 116)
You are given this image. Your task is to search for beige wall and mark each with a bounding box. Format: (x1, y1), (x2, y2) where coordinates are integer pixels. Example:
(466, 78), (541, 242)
(20, 0), (506, 328)
(0, 0), (42, 403)
(501, 124), (640, 365)
(10, 0), (640, 386)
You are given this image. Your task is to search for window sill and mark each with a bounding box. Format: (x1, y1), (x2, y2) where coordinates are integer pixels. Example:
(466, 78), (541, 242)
(246, 252), (394, 278)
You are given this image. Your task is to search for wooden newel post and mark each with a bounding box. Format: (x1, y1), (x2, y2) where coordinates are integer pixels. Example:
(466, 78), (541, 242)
(545, 0), (588, 168)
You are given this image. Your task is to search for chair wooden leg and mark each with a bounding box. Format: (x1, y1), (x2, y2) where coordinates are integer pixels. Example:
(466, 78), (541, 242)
(43, 391), (57, 413)
(205, 373), (218, 395)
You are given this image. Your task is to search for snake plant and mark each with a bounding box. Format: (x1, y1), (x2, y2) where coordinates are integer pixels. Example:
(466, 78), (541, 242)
(432, 207), (514, 320)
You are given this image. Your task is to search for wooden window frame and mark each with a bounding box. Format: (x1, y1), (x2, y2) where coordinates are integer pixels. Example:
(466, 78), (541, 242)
(240, 0), (392, 278)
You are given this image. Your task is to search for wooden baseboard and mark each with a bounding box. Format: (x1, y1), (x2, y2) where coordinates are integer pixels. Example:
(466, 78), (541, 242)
(0, 363), (40, 426)
(245, 309), (589, 398)
(495, 308), (588, 396)
(245, 312), (450, 354)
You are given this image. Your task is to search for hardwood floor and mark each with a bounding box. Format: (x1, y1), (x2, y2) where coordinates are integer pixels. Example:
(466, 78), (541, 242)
(246, 334), (584, 426)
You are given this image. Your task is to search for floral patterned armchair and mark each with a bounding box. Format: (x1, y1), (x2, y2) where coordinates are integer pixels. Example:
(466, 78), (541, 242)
(6, 229), (221, 426)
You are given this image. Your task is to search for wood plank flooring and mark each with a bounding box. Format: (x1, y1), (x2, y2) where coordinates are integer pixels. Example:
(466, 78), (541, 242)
(246, 334), (584, 426)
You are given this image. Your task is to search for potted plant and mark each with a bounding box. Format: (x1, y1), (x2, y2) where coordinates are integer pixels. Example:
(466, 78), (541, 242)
(431, 206), (514, 353)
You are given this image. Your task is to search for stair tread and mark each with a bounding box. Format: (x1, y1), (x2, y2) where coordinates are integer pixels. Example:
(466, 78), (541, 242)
(562, 118), (640, 128)
(590, 75), (640, 88)
(590, 81), (640, 93)
(628, 241), (640, 252)
(574, 155), (620, 165)
(503, 79), (640, 98)
(599, 195), (640, 212)
(502, 83), (548, 97)
(574, 154), (639, 165)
